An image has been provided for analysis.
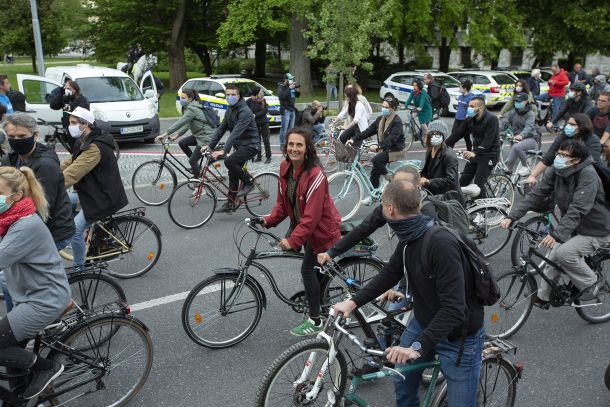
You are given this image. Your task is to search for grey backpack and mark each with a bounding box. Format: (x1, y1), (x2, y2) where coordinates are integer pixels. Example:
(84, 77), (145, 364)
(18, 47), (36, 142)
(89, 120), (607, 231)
(426, 193), (470, 235)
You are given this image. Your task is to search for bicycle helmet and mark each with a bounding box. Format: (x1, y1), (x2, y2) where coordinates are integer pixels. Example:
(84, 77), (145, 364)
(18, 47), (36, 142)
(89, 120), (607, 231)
(570, 83), (586, 92)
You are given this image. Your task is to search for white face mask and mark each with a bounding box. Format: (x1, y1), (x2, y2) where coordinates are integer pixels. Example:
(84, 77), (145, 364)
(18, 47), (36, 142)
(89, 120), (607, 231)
(430, 135), (443, 146)
(68, 124), (83, 139)
(515, 86), (523, 93)
(65, 89), (73, 96)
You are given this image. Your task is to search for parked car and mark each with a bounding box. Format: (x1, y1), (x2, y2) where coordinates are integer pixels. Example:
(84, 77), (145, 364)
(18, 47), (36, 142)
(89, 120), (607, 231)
(496, 69), (550, 95)
(448, 70), (518, 107)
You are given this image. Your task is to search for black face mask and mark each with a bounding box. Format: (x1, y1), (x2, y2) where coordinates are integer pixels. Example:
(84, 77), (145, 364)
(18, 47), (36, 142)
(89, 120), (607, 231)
(8, 136), (35, 155)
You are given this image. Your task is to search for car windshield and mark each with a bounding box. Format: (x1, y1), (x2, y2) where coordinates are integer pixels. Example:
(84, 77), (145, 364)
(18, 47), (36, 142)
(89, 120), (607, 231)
(76, 77), (144, 103)
(492, 75), (516, 85)
(224, 81), (266, 97)
(436, 75), (461, 87)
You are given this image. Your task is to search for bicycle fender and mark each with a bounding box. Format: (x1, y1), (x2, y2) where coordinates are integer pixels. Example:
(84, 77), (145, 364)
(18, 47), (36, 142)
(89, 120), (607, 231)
(212, 268), (267, 309)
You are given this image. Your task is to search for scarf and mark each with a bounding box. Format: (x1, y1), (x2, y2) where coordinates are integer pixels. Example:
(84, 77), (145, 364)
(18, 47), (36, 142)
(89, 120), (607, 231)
(377, 111), (396, 143)
(386, 213), (434, 244)
(0, 197), (37, 237)
(413, 89), (421, 97)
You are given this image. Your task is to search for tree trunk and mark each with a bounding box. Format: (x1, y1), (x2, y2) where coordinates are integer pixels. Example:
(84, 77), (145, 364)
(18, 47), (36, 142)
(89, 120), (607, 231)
(277, 42), (282, 71)
(289, 14), (313, 97)
(255, 37), (266, 77)
(31, 53), (36, 72)
(189, 44), (213, 76)
(169, 0), (187, 89)
(397, 40), (405, 67)
(338, 72), (344, 106)
(439, 37), (451, 72)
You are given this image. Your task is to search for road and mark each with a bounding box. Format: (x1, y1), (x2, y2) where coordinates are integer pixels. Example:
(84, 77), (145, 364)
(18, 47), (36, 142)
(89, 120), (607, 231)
(50, 118), (610, 406)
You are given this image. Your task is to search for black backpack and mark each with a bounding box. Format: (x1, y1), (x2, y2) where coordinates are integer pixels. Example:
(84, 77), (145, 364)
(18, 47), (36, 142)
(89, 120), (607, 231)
(438, 86), (450, 108)
(201, 102), (220, 128)
(420, 224), (501, 306)
(7, 90), (26, 112)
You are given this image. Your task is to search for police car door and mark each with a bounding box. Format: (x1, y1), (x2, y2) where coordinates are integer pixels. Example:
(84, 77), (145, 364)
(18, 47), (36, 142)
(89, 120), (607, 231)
(16, 74), (63, 124)
(139, 70), (159, 111)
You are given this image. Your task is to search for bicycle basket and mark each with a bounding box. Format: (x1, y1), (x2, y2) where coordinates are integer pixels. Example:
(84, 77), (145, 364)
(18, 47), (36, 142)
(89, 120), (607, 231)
(334, 140), (357, 163)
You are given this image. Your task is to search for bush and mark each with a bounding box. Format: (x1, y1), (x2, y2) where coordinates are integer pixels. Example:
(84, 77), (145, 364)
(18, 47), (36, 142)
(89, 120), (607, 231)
(217, 59), (242, 74)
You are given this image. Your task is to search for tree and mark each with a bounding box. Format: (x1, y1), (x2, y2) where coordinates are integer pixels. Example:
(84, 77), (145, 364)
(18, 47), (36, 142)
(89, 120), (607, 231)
(186, 0), (228, 76)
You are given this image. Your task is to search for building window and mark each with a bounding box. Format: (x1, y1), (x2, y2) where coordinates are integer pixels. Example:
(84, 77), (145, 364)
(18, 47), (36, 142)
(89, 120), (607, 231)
(510, 50), (524, 67)
(460, 47), (472, 68)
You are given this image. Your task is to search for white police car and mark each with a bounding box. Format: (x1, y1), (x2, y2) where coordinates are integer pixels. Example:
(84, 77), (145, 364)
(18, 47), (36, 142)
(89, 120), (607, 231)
(176, 75), (281, 127)
(448, 71), (517, 107)
(379, 71), (462, 114)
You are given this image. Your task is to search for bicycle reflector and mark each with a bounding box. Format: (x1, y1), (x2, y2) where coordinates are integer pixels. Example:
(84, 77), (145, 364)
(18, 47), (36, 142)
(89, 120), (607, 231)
(490, 313), (500, 323)
(195, 313), (202, 324)
(214, 163), (221, 169)
(147, 251), (155, 261)
(159, 183), (165, 190)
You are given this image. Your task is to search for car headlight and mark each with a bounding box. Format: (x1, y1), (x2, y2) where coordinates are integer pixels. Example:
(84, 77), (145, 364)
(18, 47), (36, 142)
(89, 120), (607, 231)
(91, 109), (108, 122)
(148, 102), (156, 119)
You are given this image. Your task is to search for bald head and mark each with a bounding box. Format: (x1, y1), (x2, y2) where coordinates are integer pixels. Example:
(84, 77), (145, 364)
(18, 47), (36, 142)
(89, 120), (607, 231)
(382, 180), (421, 216)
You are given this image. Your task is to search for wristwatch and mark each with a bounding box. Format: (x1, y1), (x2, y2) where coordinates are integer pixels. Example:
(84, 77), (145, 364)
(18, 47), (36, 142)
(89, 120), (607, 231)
(410, 341), (422, 355)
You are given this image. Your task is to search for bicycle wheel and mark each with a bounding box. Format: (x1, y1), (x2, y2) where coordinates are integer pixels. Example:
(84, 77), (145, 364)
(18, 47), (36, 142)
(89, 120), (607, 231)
(245, 171), (279, 217)
(181, 274), (263, 348)
(485, 269), (536, 339)
(430, 357), (518, 407)
(131, 160), (177, 206)
(315, 137), (338, 173)
(466, 206), (511, 258)
(485, 174), (515, 208)
(103, 216), (162, 279)
(48, 316), (153, 406)
(167, 180), (217, 229)
(255, 338), (348, 407)
(320, 257), (385, 308)
(510, 215), (551, 266)
(575, 254), (610, 323)
(327, 171), (363, 222)
(68, 271), (127, 312)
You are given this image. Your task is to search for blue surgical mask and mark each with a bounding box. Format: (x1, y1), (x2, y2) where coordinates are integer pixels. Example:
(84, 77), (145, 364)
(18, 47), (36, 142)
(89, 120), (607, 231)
(179, 98), (189, 107)
(514, 101), (525, 110)
(381, 107), (391, 117)
(0, 193), (15, 215)
(564, 124), (577, 137)
(227, 95), (239, 106)
(553, 155), (570, 170)
(466, 107), (477, 118)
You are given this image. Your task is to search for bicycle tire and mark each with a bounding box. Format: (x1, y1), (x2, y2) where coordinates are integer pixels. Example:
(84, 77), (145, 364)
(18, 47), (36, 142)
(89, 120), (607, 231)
(510, 215), (551, 267)
(254, 338), (348, 407)
(327, 171), (363, 222)
(403, 122), (414, 152)
(315, 137), (338, 173)
(48, 316), (153, 406)
(167, 181), (217, 229)
(430, 356), (518, 407)
(485, 174), (515, 208)
(466, 206), (511, 258)
(103, 216), (162, 279)
(67, 271), (127, 312)
(605, 362), (610, 391)
(485, 269), (536, 339)
(320, 257), (385, 309)
(575, 254), (610, 323)
(181, 274), (263, 348)
(245, 172), (279, 217)
(131, 160), (177, 206)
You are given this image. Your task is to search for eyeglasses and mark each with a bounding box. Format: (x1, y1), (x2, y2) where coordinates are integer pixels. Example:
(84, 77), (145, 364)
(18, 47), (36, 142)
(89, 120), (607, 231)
(556, 152), (573, 159)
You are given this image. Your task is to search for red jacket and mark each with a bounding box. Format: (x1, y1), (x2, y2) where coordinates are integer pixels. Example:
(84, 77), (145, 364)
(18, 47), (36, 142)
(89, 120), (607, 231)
(548, 69), (569, 97)
(264, 160), (341, 254)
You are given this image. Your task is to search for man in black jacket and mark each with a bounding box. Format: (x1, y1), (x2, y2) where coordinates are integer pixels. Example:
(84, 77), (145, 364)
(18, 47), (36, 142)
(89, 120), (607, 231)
(547, 83), (593, 130)
(333, 181), (484, 407)
(205, 84), (259, 211)
(459, 96), (500, 198)
(277, 73), (301, 146)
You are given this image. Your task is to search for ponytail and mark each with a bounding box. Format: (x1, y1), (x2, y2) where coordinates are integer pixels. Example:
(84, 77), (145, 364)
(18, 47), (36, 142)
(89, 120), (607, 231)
(0, 166), (48, 221)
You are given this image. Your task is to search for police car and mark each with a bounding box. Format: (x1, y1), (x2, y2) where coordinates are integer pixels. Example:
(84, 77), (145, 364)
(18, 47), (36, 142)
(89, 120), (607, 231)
(379, 71), (462, 114)
(176, 75), (281, 127)
(448, 71), (518, 107)
(497, 69), (550, 95)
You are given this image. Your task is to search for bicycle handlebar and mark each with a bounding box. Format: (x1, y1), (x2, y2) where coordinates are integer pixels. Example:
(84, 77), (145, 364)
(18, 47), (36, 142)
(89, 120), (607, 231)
(244, 218), (282, 245)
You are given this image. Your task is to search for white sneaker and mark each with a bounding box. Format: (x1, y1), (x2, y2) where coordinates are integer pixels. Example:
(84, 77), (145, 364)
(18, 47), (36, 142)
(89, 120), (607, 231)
(360, 196), (372, 206)
(516, 166), (530, 177)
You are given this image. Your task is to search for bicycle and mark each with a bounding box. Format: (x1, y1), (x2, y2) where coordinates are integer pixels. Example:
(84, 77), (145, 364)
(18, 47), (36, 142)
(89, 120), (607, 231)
(59, 207), (162, 279)
(37, 118), (120, 161)
(495, 129), (543, 197)
(67, 263), (127, 315)
(485, 222), (610, 339)
(255, 306), (522, 407)
(0, 302), (152, 406)
(510, 209), (560, 267)
(181, 218), (385, 349)
(402, 107), (440, 152)
(315, 121), (376, 174)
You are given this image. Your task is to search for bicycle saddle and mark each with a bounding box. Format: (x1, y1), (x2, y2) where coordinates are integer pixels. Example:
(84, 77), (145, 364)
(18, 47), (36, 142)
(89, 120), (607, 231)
(461, 184), (481, 198)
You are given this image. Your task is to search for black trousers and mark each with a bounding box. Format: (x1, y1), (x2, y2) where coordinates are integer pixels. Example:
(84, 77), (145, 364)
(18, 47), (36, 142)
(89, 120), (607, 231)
(459, 155), (498, 198)
(257, 122), (271, 159)
(0, 317), (35, 370)
(371, 151), (390, 188)
(178, 135), (203, 174)
(338, 127), (362, 147)
(446, 119), (472, 151)
(225, 146), (258, 194)
(300, 243), (322, 318)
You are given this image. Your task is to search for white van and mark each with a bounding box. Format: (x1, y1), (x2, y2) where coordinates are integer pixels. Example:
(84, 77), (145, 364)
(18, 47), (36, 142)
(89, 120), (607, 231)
(17, 64), (160, 142)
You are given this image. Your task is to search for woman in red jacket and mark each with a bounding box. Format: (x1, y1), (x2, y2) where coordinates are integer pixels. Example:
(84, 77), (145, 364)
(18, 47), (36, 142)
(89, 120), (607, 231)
(263, 127), (341, 336)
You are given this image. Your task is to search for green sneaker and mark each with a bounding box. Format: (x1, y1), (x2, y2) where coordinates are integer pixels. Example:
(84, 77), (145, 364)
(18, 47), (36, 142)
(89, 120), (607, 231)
(290, 318), (324, 336)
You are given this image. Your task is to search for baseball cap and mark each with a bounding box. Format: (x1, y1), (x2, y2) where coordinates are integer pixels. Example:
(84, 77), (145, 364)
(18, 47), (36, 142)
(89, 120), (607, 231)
(285, 73), (295, 81)
(70, 107), (95, 124)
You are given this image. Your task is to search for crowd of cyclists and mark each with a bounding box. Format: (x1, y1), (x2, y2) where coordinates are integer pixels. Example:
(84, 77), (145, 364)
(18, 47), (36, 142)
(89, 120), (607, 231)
(0, 59), (608, 405)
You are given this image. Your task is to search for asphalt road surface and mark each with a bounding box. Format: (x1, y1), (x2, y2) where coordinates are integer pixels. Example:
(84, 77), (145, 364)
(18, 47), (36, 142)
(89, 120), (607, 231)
(30, 117), (610, 406)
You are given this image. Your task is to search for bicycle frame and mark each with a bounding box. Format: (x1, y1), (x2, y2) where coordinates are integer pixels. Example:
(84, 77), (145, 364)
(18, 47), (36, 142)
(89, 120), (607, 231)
(157, 142), (194, 179)
(337, 150), (384, 201)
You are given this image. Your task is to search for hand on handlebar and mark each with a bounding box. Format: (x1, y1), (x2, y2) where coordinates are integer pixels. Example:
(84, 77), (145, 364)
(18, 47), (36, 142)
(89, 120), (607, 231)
(345, 139), (354, 147)
(317, 252), (333, 265)
(385, 346), (421, 364)
(500, 218), (513, 229)
(211, 150), (225, 160)
(331, 299), (357, 318)
(379, 289), (405, 303)
(278, 238), (293, 251)
(526, 175), (538, 186)
(154, 133), (166, 142)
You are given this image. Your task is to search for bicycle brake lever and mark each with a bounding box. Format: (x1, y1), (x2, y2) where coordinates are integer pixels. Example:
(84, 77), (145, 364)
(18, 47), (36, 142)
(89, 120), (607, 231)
(380, 366), (405, 381)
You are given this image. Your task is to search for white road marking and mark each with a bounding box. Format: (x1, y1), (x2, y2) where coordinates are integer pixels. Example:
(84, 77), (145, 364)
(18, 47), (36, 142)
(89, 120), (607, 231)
(129, 282), (227, 312)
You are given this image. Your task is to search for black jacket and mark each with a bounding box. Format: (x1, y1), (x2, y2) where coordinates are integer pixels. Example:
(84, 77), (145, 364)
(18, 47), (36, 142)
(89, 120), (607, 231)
(72, 128), (128, 222)
(208, 97), (259, 154)
(353, 115), (405, 152)
(277, 83), (300, 114)
(526, 77), (541, 97)
(551, 95), (594, 125)
(246, 98), (269, 125)
(427, 81), (443, 110)
(2, 144), (74, 242)
(351, 226), (484, 355)
(541, 131), (602, 166)
(467, 110), (500, 157)
(301, 106), (324, 130)
(49, 87), (90, 128)
(421, 147), (461, 196)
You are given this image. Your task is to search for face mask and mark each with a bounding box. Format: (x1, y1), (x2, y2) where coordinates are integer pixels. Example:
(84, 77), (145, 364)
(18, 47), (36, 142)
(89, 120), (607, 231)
(8, 136), (35, 155)
(514, 101), (525, 110)
(0, 193), (15, 215)
(515, 86), (523, 93)
(430, 135), (443, 146)
(288, 80), (294, 85)
(381, 107), (391, 117)
(227, 95), (239, 106)
(179, 98), (189, 107)
(567, 91), (576, 99)
(64, 89), (73, 96)
(68, 124), (83, 139)
(564, 124), (577, 137)
(553, 155), (570, 170)
(466, 107), (477, 118)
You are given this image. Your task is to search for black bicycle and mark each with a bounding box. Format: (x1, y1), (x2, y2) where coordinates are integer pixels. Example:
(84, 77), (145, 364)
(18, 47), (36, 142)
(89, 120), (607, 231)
(485, 223), (610, 339)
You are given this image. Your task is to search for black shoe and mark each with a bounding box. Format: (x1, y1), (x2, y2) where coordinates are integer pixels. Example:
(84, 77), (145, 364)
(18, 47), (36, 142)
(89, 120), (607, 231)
(236, 182), (255, 198)
(533, 296), (550, 310)
(220, 202), (236, 213)
(265, 157), (272, 164)
(253, 156), (262, 162)
(24, 361), (64, 400)
(579, 279), (601, 301)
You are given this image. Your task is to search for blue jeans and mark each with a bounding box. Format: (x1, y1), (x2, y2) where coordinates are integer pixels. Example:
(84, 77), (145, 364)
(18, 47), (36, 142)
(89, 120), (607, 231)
(393, 317), (484, 407)
(279, 110), (296, 147)
(326, 84), (337, 101)
(312, 123), (325, 142)
(70, 193), (90, 270)
(536, 93), (564, 122)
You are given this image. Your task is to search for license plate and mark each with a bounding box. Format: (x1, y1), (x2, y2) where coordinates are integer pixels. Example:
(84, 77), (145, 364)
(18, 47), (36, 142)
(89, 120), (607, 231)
(120, 125), (144, 135)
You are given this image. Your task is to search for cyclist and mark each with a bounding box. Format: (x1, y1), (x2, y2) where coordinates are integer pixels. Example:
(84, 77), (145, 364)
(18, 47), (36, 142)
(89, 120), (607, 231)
(246, 87), (272, 163)
(60, 107), (128, 271)
(446, 79), (475, 151)
(333, 180), (484, 407)
(404, 79), (433, 140)
(346, 96), (405, 198)
(547, 83), (593, 131)
(587, 92), (610, 138)
(0, 166), (70, 400)
(501, 139), (610, 306)
(500, 93), (540, 176)
(459, 96), (501, 198)
(203, 84), (259, 212)
(499, 79), (537, 118)
(262, 127), (341, 336)
(528, 113), (602, 185)
(49, 79), (90, 131)
(337, 86), (369, 146)
(156, 89), (215, 176)
(420, 120), (462, 200)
